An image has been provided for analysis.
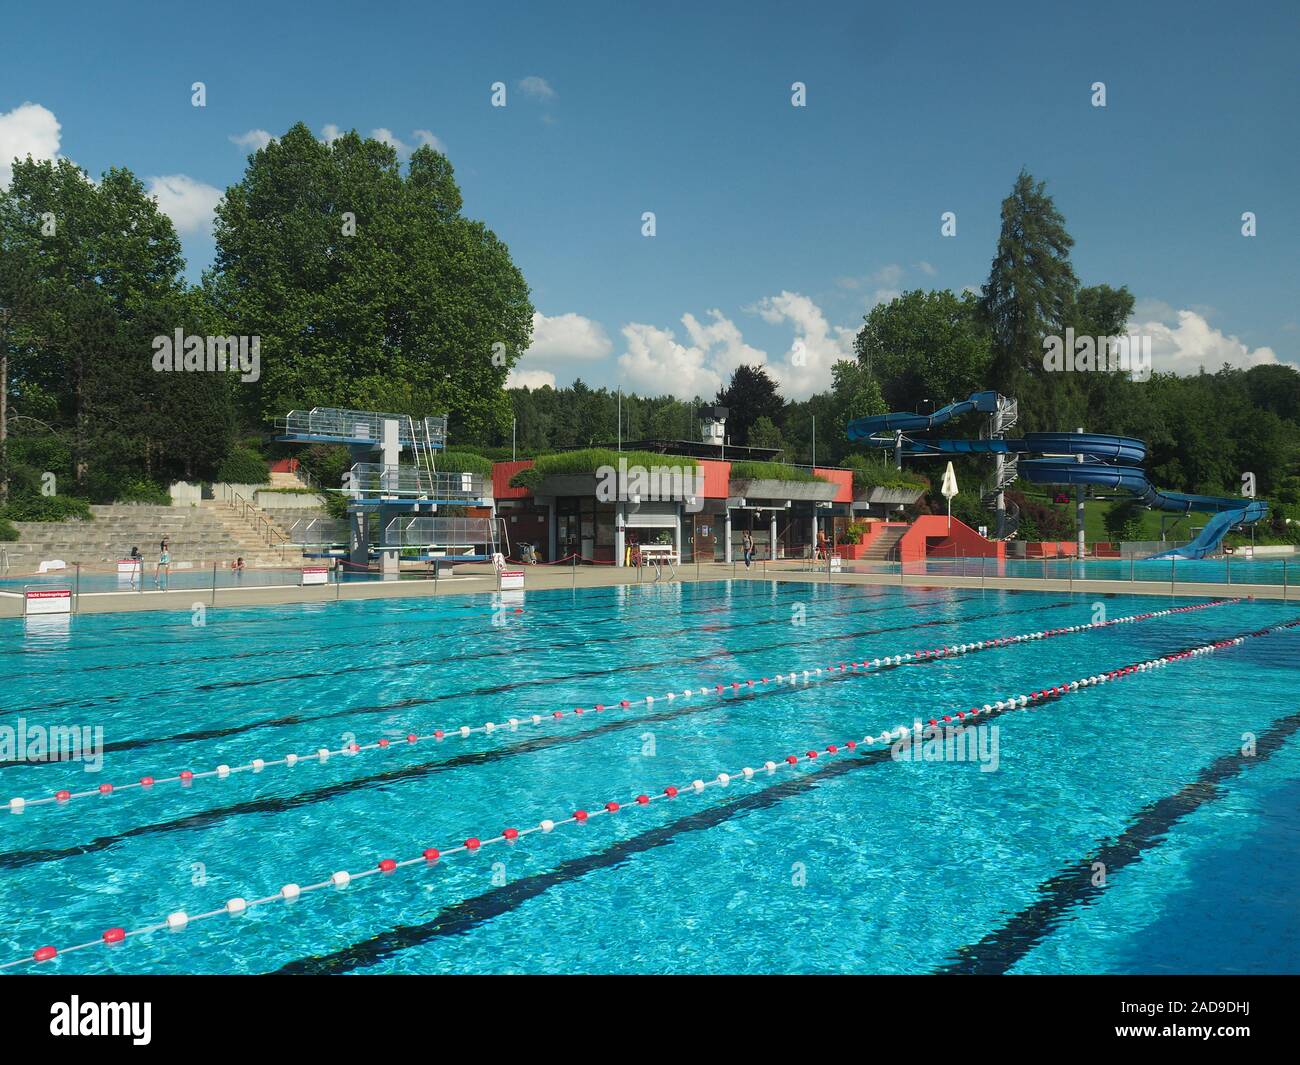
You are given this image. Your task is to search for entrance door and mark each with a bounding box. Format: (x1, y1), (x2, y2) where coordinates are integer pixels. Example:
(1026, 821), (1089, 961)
(692, 515), (718, 562)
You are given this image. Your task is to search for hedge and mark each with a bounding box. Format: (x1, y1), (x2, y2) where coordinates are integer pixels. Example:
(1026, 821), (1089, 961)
(1, 494), (95, 522)
(217, 447), (271, 485)
(727, 461), (828, 483)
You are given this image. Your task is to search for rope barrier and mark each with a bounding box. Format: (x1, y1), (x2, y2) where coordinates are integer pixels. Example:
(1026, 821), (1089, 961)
(5, 599), (1237, 815)
(7, 610), (1295, 971)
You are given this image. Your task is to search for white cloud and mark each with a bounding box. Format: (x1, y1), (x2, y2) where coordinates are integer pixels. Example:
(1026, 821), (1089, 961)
(147, 174), (223, 235)
(229, 129), (274, 152)
(320, 125), (447, 156)
(526, 312), (614, 361)
(413, 129), (446, 152)
(1132, 306), (1278, 375)
(752, 291), (858, 399)
(915, 260), (936, 276)
(506, 368), (557, 390)
(612, 293), (855, 401)
(0, 101), (61, 188)
(682, 309), (767, 379)
(618, 322), (726, 399)
(518, 76), (557, 101)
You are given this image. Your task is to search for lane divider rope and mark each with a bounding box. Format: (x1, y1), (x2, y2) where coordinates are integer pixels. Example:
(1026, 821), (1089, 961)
(5, 599), (1238, 816)
(7, 610), (1293, 971)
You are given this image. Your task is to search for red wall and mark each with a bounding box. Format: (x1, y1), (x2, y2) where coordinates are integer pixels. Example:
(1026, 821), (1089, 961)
(492, 460), (534, 500)
(898, 514), (1005, 562)
(813, 467), (853, 504)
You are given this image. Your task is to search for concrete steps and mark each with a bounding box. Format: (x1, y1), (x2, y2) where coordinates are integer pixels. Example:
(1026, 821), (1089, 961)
(861, 526), (907, 561)
(2, 504), (301, 570)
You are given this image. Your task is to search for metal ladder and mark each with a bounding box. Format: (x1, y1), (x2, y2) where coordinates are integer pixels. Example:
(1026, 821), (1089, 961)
(403, 415), (438, 497)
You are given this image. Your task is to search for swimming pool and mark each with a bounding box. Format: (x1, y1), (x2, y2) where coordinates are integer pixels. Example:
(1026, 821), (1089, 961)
(1, 580), (1297, 974)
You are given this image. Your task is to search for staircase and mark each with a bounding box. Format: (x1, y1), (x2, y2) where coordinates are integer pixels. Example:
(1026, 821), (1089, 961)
(861, 526), (908, 561)
(199, 500), (302, 565)
(2, 505), (300, 571)
(980, 395), (1021, 539)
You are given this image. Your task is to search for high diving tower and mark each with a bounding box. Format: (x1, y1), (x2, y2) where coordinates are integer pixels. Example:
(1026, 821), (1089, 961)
(276, 407), (498, 578)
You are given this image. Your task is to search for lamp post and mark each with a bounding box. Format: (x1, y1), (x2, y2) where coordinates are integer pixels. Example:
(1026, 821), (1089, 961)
(0, 305), (9, 506)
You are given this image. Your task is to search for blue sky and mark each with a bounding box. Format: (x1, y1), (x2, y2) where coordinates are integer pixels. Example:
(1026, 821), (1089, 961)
(2, 0), (1296, 400)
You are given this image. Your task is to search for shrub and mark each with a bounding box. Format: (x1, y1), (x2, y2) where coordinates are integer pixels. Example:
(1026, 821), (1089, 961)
(841, 453), (928, 494)
(510, 449), (700, 490)
(1103, 499), (1145, 542)
(437, 450), (494, 479)
(1, 493), (94, 522)
(116, 478), (172, 506)
(217, 446), (270, 485)
(1007, 489), (1072, 541)
(728, 460), (828, 483)
(0, 517), (17, 541)
(298, 444), (351, 489)
(843, 521), (869, 545)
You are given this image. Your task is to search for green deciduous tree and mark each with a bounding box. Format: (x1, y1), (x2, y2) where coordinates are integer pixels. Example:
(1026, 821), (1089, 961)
(211, 123), (533, 442)
(715, 364), (784, 445)
(0, 158), (234, 501)
(853, 289), (991, 412)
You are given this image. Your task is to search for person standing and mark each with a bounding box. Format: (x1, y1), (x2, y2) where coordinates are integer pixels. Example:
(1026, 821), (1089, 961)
(154, 535), (171, 589)
(742, 530), (754, 569)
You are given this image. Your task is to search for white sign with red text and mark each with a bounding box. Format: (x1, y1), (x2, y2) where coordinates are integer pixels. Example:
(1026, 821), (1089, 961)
(25, 588), (72, 615)
(301, 566), (330, 586)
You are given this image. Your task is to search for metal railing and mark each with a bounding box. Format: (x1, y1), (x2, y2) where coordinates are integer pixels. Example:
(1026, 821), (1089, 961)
(215, 484), (292, 554)
(383, 515), (496, 550)
(285, 517), (351, 547)
(277, 408), (447, 448)
(348, 463), (485, 499)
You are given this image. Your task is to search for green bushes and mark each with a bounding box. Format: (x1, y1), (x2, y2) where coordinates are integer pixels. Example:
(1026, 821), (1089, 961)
(216, 446), (270, 485)
(727, 460), (827, 483)
(297, 444), (351, 490)
(510, 449), (700, 490)
(438, 450), (494, 478)
(0, 494), (94, 522)
(841, 454), (929, 495)
(1103, 498), (1145, 542)
(0, 517), (17, 541)
(115, 478), (171, 506)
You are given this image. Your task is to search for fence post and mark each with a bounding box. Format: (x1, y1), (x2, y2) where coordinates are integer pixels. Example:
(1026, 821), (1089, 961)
(572, 552), (576, 590)
(1283, 559), (1288, 603)
(74, 563), (80, 613)
(212, 562), (217, 607)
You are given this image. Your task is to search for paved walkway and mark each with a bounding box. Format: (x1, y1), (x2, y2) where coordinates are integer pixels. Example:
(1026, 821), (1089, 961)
(0, 559), (1292, 617)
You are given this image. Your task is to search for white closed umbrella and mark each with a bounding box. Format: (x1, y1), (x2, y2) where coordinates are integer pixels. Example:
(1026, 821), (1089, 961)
(940, 461), (959, 531)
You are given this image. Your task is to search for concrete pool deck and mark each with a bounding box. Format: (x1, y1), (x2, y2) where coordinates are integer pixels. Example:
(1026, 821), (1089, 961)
(0, 559), (1292, 617)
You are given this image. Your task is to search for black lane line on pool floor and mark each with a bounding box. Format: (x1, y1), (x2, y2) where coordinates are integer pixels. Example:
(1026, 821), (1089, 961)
(9, 585), (990, 712)
(0, 584), (986, 686)
(0, 597), (1074, 768)
(267, 623), (1300, 975)
(0, 604), (1105, 869)
(934, 707), (1300, 976)
(7, 582), (1003, 717)
(0, 577), (949, 666)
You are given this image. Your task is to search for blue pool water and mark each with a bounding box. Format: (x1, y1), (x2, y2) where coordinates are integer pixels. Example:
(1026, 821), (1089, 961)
(0, 581), (1297, 974)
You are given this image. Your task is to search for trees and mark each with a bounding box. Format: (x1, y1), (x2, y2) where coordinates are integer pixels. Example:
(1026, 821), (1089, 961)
(211, 123), (534, 441)
(0, 158), (234, 501)
(853, 289), (991, 413)
(979, 170), (1079, 429)
(715, 364), (784, 445)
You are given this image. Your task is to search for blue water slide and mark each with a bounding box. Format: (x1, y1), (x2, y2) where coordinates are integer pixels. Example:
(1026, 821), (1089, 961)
(847, 392), (1268, 559)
